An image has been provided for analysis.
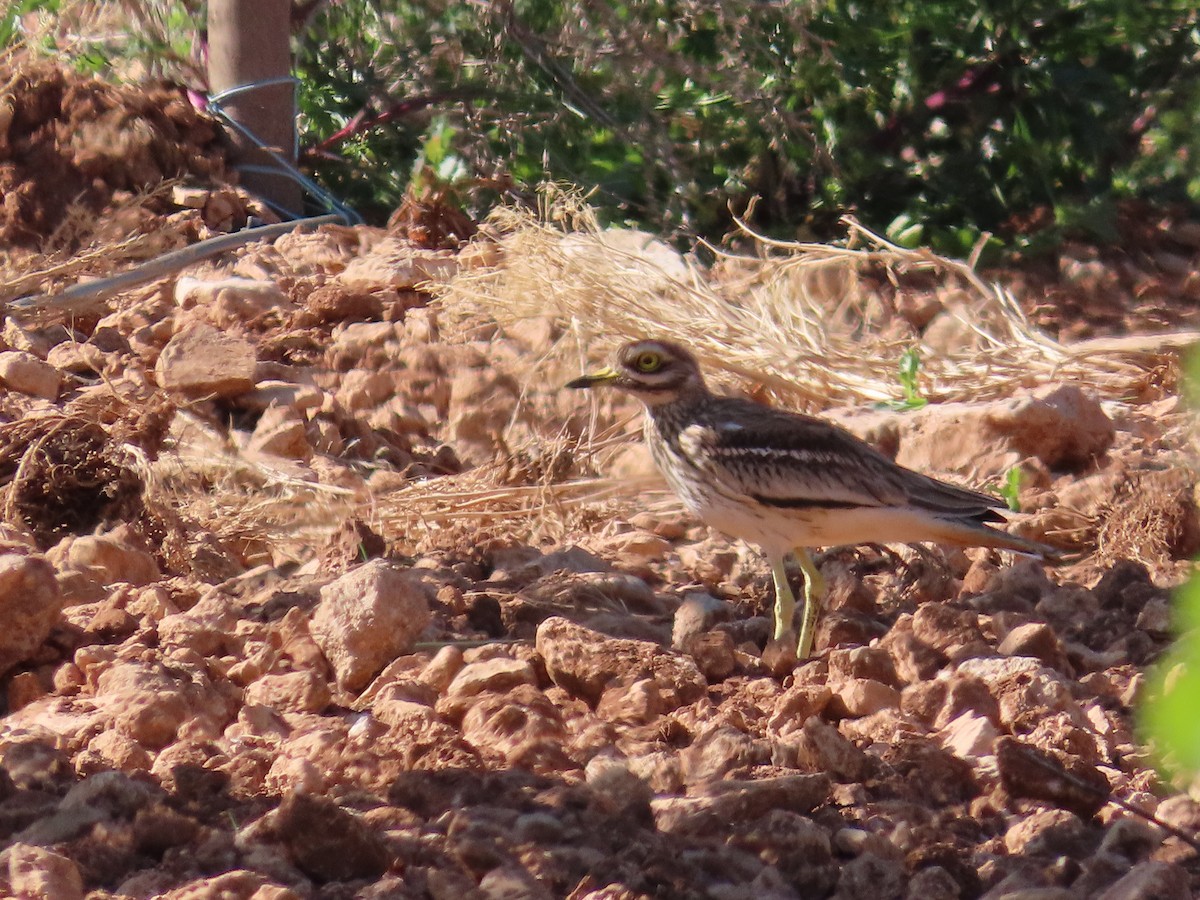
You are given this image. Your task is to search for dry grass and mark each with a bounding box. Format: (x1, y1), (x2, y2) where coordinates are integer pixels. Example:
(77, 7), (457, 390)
(437, 190), (1167, 410)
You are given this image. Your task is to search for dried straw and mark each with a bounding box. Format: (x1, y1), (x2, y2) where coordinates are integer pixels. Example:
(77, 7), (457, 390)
(437, 191), (1163, 409)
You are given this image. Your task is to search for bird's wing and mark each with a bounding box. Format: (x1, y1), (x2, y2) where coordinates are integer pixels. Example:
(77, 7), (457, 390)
(680, 398), (1003, 518)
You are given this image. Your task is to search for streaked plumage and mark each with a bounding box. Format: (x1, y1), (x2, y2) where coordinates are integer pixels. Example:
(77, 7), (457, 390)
(568, 338), (1050, 658)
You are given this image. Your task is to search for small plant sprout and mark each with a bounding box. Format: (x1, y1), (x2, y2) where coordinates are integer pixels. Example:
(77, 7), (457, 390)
(877, 347), (928, 412)
(999, 466), (1023, 512)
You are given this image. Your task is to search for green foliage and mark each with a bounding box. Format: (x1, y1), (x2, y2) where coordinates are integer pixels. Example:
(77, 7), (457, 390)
(292, 0), (1200, 247)
(999, 467), (1023, 512)
(1141, 577), (1200, 776)
(9, 1), (1199, 249)
(878, 348), (928, 412)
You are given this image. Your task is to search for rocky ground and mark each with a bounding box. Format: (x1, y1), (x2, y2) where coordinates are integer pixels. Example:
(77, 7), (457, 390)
(0, 63), (1198, 900)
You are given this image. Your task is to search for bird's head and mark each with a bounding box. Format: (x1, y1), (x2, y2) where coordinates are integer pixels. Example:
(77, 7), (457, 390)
(566, 339), (707, 406)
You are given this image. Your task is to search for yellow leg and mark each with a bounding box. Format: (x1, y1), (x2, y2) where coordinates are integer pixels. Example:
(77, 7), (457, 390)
(795, 548), (825, 659)
(770, 556), (796, 641)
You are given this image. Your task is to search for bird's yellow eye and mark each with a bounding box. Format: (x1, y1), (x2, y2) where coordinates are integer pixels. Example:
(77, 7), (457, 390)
(635, 351), (662, 373)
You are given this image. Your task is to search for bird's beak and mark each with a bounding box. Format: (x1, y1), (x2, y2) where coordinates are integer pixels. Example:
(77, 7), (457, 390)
(566, 367), (620, 389)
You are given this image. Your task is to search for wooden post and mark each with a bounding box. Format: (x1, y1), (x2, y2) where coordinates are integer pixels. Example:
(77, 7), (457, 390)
(207, 0), (302, 217)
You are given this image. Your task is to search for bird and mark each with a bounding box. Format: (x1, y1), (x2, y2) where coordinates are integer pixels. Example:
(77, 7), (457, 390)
(567, 338), (1053, 659)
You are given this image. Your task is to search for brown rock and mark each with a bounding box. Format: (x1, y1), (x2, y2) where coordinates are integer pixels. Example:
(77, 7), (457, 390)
(997, 736), (1110, 818)
(272, 792), (390, 883)
(681, 629), (738, 682)
(535, 616), (706, 708)
(447, 367), (520, 466)
(672, 592), (730, 647)
(50, 531), (160, 590)
(584, 754), (653, 820)
(936, 711), (999, 762)
(446, 657), (537, 702)
(834, 852), (907, 900)
(911, 603), (983, 652)
(651, 773), (830, 835)
(880, 624), (946, 684)
(786, 717), (873, 782)
(310, 560), (432, 692)
(0, 351), (60, 399)
(461, 685), (570, 771)
(680, 726), (765, 785)
(86, 730), (153, 771)
(97, 658), (229, 750)
(155, 323), (256, 398)
(418, 644), (465, 692)
(0, 554), (62, 676)
(986, 384), (1115, 468)
(175, 276), (292, 326)
(957, 657), (1079, 730)
(7, 843), (84, 900)
(1003, 807), (1090, 856)
(247, 404), (311, 459)
(828, 678), (902, 719)
(768, 683), (833, 736)
(1095, 861), (1190, 900)
(828, 646), (900, 687)
(998, 621), (1070, 671)
(244, 671), (332, 714)
(595, 677), (666, 725)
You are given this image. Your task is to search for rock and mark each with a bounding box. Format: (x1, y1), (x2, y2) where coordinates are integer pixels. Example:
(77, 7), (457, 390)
(418, 645), (465, 692)
(0, 553), (62, 675)
(998, 623), (1070, 671)
(986, 384), (1115, 468)
(461, 685), (570, 771)
(784, 717), (873, 782)
(681, 630), (738, 682)
(880, 624), (946, 684)
(996, 736), (1110, 818)
(672, 591), (730, 647)
(478, 865), (553, 900)
(584, 754), (653, 820)
(447, 368), (520, 466)
(175, 276), (292, 326)
(444, 657), (537, 706)
(833, 852), (907, 900)
(768, 683), (833, 736)
(827, 646), (900, 687)
(595, 677), (666, 725)
(338, 240), (459, 290)
(96, 658), (228, 749)
(730, 809), (836, 894)
(878, 385), (1113, 479)
(651, 773), (830, 835)
(535, 616), (706, 708)
(244, 671), (331, 714)
(936, 711), (999, 762)
(7, 843), (84, 900)
(1095, 861), (1190, 900)
(903, 866), (960, 900)
(827, 678), (901, 719)
(50, 531), (160, 590)
(956, 656), (1079, 730)
(247, 404), (311, 459)
(1003, 808), (1089, 856)
(271, 792), (390, 883)
(0, 351), (60, 399)
(1097, 818), (1161, 862)
(239, 380), (325, 416)
(155, 323), (256, 398)
(911, 603), (983, 652)
(680, 726), (765, 785)
(310, 560), (432, 692)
